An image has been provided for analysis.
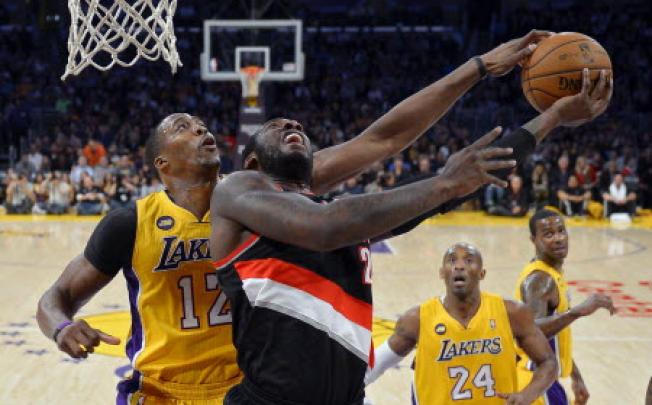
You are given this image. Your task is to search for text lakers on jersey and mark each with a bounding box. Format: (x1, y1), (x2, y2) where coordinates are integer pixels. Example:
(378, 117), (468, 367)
(413, 292), (517, 405)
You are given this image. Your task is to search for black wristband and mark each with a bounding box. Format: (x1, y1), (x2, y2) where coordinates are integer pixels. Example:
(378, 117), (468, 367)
(473, 56), (488, 79)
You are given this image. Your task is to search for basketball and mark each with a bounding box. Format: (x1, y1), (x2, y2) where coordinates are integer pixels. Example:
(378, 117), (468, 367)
(521, 32), (612, 112)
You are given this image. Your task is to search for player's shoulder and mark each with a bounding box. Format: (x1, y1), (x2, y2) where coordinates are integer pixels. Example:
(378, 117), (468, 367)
(97, 205), (137, 229)
(502, 299), (534, 324)
(523, 270), (556, 292)
(215, 170), (275, 193)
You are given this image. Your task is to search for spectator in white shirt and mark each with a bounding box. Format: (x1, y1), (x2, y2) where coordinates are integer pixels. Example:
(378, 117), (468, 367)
(70, 156), (94, 187)
(27, 145), (44, 173)
(602, 173), (636, 216)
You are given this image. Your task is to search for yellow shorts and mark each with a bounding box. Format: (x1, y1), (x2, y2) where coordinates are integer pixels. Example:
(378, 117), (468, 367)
(119, 373), (243, 404)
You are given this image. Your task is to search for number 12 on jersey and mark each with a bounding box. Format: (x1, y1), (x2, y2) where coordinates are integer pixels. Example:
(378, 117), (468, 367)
(448, 364), (496, 400)
(178, 273), (231, 329)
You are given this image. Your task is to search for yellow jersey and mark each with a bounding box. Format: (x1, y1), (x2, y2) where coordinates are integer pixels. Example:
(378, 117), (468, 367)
(413, 292), (517, 405)
(514, 259), (573, 401)
(119, 191), (241, 401)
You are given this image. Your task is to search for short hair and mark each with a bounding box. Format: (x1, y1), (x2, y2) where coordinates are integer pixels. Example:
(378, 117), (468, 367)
(145, 119), (167, 173)
(529, 209), (561, 236)
(241, 130), (261, 168)
(241, 118), (281, 167)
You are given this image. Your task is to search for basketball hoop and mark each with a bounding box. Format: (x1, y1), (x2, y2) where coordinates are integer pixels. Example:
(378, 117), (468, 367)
(239, 65), (265, 107)
(61, 0), (182, 80)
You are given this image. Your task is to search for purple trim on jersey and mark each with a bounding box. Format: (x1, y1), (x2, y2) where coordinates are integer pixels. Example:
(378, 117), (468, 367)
(123, 266), (143, 361)
(116, 369), (141, 404)
(545, 380), (569, 405)
(370, 241), (392, 254)
(410, 382), (418, 405)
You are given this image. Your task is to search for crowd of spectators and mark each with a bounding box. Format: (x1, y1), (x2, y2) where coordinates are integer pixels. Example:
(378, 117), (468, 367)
(0, 0), (650, 217)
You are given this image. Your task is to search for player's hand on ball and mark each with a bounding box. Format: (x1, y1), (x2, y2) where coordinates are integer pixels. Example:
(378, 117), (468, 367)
(496, 391), (535, 405)
(440, 126), (516, 197)
(55, 319), (120, 359)
(571, 293), (617, 317)
(480, 29), (552, 77)
(550, 67), (613, 127)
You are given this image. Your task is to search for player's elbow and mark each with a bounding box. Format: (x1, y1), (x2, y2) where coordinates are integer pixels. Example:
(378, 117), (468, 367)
(539, 354), (559, 382)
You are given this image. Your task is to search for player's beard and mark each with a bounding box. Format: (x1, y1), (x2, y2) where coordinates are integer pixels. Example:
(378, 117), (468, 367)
(257, 145), (313, 186)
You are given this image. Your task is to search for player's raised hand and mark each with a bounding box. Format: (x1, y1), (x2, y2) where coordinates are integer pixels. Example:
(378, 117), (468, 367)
(570, 292), (617, 317)
(550, 68), (613, 127)
(496, 391), (535, 405)
(440, 126), (516, 197)
(480, 29), (553, 77)
(55, 319), (120, 359)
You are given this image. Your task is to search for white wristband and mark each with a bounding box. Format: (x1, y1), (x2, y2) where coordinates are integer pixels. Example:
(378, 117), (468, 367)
(364, 341), (406, 386)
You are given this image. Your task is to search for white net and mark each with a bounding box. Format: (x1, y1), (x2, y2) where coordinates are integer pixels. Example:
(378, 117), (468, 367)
(62, 0), (182, 80)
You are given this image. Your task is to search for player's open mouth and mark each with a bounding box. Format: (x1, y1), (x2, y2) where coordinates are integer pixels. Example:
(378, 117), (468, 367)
(283, 132), (305, 145)
(453, 275), (466, 286)
(201, 136), (217, 150)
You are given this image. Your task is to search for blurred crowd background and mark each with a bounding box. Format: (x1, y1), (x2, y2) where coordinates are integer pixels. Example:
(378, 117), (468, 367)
(1, 0), (650, 217)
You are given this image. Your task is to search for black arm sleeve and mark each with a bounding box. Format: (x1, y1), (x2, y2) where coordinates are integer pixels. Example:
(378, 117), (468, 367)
(389, 127), (537, 237)
(84, 206), (137, 277)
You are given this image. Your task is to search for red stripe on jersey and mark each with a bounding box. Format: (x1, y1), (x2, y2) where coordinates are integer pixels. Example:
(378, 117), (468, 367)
(235, 258), (372, 330)
(212, 234), (260, 268)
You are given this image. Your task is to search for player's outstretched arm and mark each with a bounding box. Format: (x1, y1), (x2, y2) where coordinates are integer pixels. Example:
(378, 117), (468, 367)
(36, 255), (121, 358)
(365, 306), (420, 386)
(310, 30), (552, 194)
(521, 271), (615, 338)
(373, 68), (613, 238)
(501, 300), (557, 405)
(210, 130), (515, 255)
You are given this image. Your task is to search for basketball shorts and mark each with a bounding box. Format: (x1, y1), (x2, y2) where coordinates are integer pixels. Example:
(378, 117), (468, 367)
(516, 365), (569, 405)
(116, 370), (242, 405)
(224, 379), (365, 405)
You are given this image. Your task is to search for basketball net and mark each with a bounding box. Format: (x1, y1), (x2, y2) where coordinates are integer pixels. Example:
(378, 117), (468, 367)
(240, 66), (265, 108)
(61, 0), (182, 80)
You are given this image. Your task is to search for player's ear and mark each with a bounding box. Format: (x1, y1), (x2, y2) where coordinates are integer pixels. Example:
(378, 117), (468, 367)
(154, 156), (169, 172)
(438, 266), (445, 280)
(480, 268), (486, 280)
(244, 153), (259, 170)
(530, 234), (535, 244)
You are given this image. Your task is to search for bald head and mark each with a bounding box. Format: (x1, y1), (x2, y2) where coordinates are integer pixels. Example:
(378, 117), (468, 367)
(443, 242), (483, 267)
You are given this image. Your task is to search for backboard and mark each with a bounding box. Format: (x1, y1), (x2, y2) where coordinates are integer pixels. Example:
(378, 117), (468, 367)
(200, 19), (304, 82)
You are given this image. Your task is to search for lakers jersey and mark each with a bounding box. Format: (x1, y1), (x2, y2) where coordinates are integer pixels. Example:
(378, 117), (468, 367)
(413, 292), (517, 405)
(117, 191), (241, 400)
(514, 259), (572, 381)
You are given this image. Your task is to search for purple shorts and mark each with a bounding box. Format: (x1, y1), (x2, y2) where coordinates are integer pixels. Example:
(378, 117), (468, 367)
(544, 380), (569, 405)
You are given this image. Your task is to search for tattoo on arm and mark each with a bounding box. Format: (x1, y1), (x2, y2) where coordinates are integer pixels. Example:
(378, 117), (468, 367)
(521, 271), (576, 338)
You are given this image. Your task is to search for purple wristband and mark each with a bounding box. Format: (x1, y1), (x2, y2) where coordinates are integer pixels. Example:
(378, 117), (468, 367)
(53, 320), (73, 342)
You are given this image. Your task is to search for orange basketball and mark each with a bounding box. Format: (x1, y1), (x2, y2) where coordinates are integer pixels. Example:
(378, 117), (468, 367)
(521, 32), (612, 112)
